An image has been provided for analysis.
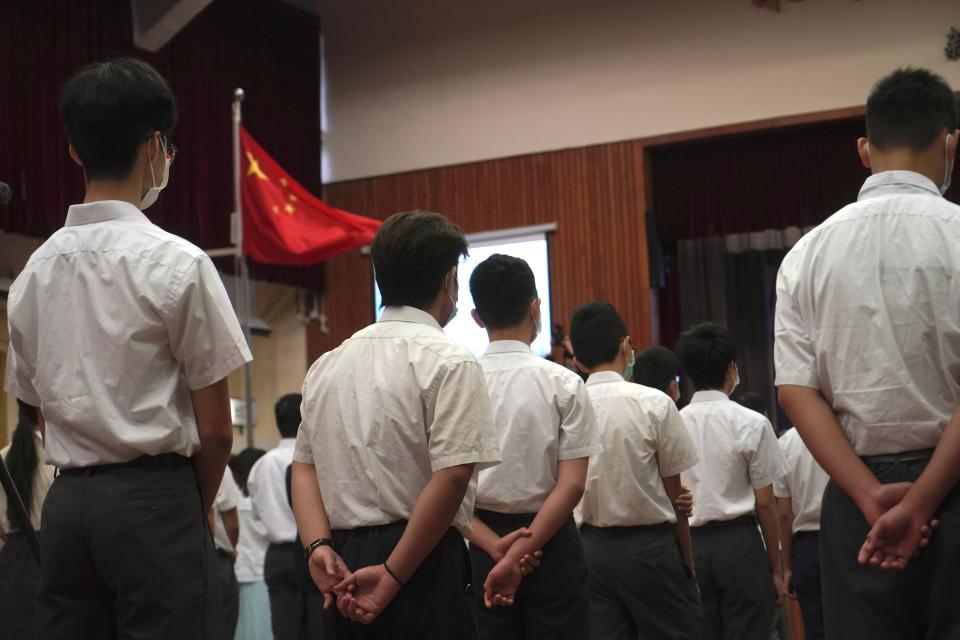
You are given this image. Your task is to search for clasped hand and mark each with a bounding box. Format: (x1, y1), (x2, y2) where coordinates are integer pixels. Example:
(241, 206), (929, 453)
(482, 527), (544, 609)
(858, 482), (940, 571)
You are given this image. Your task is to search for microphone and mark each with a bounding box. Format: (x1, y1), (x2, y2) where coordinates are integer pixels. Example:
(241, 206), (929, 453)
(0, 182), (11, 205)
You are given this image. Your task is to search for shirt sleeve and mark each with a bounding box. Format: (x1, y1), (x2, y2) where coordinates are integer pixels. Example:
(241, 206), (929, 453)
(774, 257), (819, 389)
(557, 378), (603, 460)
(215, 469), (241, 512)
(3, 337), (41, 406)
(656, 400), (700, 477)
(293, 425), (314, 464)
(164, 255), (253, 390)
(773, 438), (791, 498)
(427, 360), (501, 472)
(744, 417), (789, 490)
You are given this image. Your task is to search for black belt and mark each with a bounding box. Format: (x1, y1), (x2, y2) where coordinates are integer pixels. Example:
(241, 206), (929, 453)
(59, 452), (190, 476)
(794, 530), (820, 539)
(695, 514), (757, 529)
(580, 522), (672, 535)
(861, 448), (934, 467)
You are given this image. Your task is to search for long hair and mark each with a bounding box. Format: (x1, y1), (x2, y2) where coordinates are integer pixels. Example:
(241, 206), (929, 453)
(5, 400), (39, 531)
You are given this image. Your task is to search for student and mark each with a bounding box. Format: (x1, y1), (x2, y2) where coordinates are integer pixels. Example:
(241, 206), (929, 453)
(773, 428), (828, 640)
(248, 394), (306, 640)
(633, 345), (682, 402)
(465, 254), (601, 639)
(775, 67), (960, 639)
(675, 323), (788, 640)
(211, 469), (242, 640)
(570, 302), (701, 640)
(232, 448), (274, 640)
(0, 400), (55, 639)
(3, 58), (250, 638)
(290, 211), (501, 639)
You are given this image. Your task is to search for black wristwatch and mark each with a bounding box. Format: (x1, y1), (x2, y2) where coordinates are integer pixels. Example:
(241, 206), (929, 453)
(304, 538), (334, 561)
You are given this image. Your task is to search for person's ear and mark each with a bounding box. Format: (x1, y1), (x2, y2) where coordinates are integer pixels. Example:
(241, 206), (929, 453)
(445, 265), (458, 297)
(530, 298), (541, 322)
(68, 145), (84, 168)
(471, 308), (485, 329)
(948, 129), (959, 160)
(857, 137), (872, 170)
(667, 379), (679, 400)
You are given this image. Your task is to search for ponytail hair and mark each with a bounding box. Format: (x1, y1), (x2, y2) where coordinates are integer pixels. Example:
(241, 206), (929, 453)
(5, 400), (39, 531)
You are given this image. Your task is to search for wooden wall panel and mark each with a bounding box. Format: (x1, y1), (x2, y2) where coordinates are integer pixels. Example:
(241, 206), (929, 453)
(307, 141), (651, 361)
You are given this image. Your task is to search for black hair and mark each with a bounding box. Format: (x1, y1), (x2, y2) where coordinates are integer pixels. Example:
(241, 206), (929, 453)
(674, 322), (738, 391)
(634, 345), (680, 393)
(569, 302), (627, 369)
(866, 67), (959, 152)
(372, 211), (468, 310)
(275, 393), (302, 439)
(59, 57), (177, 181)
(232, 448), (267, 496)
(469, 254), (538, 330)
(5, 400), (39, 532)
(736, 391), (767, 417)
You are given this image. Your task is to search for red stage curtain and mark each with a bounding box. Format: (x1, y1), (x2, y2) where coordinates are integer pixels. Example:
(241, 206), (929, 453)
(0, 0), (324, 290)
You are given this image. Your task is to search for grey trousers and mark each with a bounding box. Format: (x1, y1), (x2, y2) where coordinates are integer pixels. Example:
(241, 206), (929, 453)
(215, 550), (239, 640)
(820, 450), (960, 640)
(582, 522), (701, 640)
(36, 456), (219, 639)
(690, 516), (774, 640)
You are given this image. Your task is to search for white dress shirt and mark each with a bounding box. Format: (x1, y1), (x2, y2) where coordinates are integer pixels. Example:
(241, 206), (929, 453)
(0, 432), (56, 532)
(578, 372), (699, 527)
(476, 340), (601, 514)
(680, 390), (788, 527)
(248, 439), (298, 544)
(235, 494), (270, 583)
(294, 306), (501, 532)
(4, 201), (252, 468)
(773, 428), (828, 534)
(775, 171), (960, 456)
(213, 469), (242, 552)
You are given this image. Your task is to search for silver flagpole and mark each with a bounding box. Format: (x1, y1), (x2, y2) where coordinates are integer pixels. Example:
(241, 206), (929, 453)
(232, 88), (255, 449)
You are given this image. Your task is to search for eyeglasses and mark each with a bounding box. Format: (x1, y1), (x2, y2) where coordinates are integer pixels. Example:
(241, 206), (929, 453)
(165, 141), (178, 165)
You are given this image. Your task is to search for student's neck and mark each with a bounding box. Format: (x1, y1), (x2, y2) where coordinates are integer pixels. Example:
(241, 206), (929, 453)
(585, 359), (626, 378)
(487, 326), (533, 345)
(869, 149), (944, 186)
(83, 178), (143, 207)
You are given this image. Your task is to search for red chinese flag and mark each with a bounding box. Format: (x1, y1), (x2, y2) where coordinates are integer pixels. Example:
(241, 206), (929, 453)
(240, 126), (380, 265)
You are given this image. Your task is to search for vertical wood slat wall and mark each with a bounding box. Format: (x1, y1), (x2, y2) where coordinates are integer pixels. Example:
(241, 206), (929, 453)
(307, 140), (651, 362)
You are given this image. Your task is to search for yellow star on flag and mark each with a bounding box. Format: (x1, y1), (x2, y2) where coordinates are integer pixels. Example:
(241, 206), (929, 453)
(279, 177), (288, 187)
(246, 152), (269, 181)
(272, 205), (280, 215)
(284, 203), (295, 215)
(288, 193), (298, 202)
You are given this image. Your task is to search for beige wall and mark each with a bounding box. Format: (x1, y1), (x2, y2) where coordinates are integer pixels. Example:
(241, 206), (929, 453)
(321, 0), (960, 181)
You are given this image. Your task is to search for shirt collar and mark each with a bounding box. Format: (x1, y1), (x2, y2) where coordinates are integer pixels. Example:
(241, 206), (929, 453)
(379, 306), (442, 331)
(858, 170), (942, 202)
(483, 340), (532, 356)
(64, 200), (150, 227)
(277, 438), (296, 450)
(586, 371), (625, 386)
(689, 389), (730, 404)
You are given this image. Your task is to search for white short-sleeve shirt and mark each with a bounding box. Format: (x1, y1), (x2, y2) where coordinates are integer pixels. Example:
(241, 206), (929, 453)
(775, 171), (960, 456)
(235, 494), (270, 583)
(475, 340), (601, 514)
(213, 469), (242, 552)
(4, 201), (252, 468)
(294, 306), (501, 532)
(680, 390), (788, 527)
(578, 372), (699, 527)
(773, 428), (829, 534)
(247, 439), (298, 544)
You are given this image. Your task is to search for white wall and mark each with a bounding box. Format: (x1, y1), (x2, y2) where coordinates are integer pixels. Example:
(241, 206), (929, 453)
(321, 0), (960, 181)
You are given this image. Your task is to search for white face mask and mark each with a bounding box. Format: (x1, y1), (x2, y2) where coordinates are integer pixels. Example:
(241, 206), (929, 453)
(140, 139), (170, 210)
(443, 293), (458, 328)
(728, 364), (740, 396)
(942, 134), (954, 196)
(623, 343), (636, 381)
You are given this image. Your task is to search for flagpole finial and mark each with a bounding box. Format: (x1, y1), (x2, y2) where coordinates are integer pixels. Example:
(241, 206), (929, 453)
(233, 88), (245, 103)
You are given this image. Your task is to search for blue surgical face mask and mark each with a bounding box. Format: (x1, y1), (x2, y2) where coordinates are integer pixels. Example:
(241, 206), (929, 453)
(942, 134), (954, 196)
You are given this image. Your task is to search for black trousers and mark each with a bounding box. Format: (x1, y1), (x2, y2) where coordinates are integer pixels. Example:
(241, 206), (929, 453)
(820, 450), (960, 640)
(36, 455), (219, 639)
(690, 516), (774, 640)
(325, 522), (475, 640)
(215, 550), (239, 640)
(265, 542), (309, 640)
(581, 522), (701, 640)
(790, 531), (823, 640)
(0, 531), (41, 639)
(470, 510), (589, 640)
